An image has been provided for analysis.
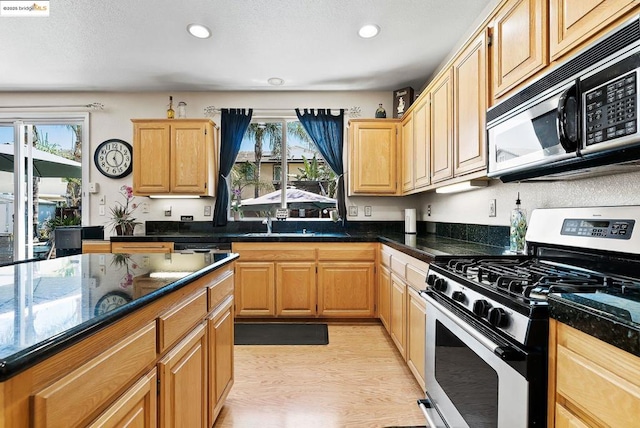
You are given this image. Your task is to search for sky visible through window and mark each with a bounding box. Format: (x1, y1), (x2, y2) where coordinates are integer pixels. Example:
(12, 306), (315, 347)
(0, 125), (76, 153)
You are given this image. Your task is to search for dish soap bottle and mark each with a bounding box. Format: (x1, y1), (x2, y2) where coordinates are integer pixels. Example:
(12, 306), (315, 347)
(510, 193), (527, 254)
(167, 96), (175, 119)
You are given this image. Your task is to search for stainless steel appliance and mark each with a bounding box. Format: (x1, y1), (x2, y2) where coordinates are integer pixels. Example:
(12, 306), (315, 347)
(417, 205), (640, 427)
(487, 16), (640, 182)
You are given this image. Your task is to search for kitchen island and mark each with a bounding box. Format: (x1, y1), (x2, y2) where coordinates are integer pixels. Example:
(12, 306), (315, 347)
(0, 251), (238, 427)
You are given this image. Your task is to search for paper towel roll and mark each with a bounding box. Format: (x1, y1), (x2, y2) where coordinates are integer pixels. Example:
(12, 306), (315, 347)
(405, 208), (417, 234)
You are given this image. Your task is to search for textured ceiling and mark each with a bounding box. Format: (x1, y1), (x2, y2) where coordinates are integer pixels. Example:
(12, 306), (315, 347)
(0, 0), (494, 92)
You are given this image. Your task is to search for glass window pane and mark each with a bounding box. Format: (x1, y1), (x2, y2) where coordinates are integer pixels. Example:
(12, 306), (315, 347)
(0, 125), (14, 264)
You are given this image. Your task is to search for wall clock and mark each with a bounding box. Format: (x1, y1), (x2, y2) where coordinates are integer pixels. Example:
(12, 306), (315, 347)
(94, 290), (132, 316)
(94, 139), (133, 178)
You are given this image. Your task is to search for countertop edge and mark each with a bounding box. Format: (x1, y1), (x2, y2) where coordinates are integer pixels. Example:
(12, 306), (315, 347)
(549, 293), (640, 358)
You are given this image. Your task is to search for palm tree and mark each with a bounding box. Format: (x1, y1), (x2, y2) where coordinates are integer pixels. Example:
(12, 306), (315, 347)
(244, 123), (282, 197)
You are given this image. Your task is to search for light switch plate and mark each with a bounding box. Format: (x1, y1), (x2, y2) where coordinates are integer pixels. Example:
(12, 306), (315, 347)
(364, 206), (372, 216)
(349, 206), (358, 217)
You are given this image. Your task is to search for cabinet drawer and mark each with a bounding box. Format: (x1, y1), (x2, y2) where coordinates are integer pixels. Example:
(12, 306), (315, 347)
(111, 241), (174, 253)
(32, 323), (156, 428)
(406, 263), (427, 290)
(556, 343), (640, 426)
(157, 288), (207, 353)
(391, 257), (407, 279)
(233, 243), (317, 261)
(380, 249), (391, 268)
(208, 272), (234, 311)
(317, 243), (376, 261)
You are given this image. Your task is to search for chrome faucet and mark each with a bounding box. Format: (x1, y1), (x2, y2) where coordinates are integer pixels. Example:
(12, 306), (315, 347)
(262, 215), (273, 234)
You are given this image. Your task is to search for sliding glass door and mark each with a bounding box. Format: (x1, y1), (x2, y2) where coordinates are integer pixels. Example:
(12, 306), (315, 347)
(0, 114), (87, 263)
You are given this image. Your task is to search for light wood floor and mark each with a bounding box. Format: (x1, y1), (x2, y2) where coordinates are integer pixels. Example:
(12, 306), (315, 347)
(214, 323), (426, 428)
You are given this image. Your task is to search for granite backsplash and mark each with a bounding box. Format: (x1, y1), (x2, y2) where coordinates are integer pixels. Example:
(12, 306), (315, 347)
(145, 220), (510, 248)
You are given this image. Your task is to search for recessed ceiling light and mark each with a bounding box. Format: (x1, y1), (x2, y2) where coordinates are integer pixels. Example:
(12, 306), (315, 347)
(187, 24), (211, 39)
(267, 77), (284, 86)
(358, 24), (380, 39)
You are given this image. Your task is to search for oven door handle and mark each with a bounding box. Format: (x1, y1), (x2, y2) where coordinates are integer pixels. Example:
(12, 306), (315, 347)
(417, 399), (442, 428)
(422, 291), (503, 356)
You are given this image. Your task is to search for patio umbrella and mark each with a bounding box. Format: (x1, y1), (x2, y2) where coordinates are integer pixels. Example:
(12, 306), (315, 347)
(0, 143), (81, 178)
(241, 188), (336, 212)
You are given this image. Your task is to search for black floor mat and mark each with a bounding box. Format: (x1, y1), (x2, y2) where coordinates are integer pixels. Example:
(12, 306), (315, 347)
(234, 323), (329, 345)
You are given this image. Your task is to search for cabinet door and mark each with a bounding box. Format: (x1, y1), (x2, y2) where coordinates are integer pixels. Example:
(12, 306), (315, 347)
(390, 274), (407, 359)
(208, 296), (234, 426)
(317, 262), (375, 317)
(133, 122), (171, 194)
(491, 0), (547, 100)
(550, 0), (638, 61)
(401, 113), (415, 193)
(158, 323), (207, 428)
(454, 31), (488, 176)
(554, 403), (590, 428)
(413, 96), (431, 189)
(276, 262), (317, 317)
(378, 265), (391, 333)
(235, 262), (275, 316)
(407, 287), (426, 390)
(349, 120), (399, 195)
(88, 369), (157, 428)
(171, 121), (213, 194)
(430, 69), (454, 183)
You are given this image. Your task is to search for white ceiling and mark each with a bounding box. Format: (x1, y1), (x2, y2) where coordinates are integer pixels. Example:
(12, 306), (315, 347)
(0, 0), (494, 92)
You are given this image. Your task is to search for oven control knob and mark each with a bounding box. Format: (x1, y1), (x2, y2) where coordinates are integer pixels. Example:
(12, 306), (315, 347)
(472, 300), (491, 318)
(488, 307), (509, 328)
(426, 274), (437, 286)
(433, 277), (448, 292)
(451, 291), (466, 303)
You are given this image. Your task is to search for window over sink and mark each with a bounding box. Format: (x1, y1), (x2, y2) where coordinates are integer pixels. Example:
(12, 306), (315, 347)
(231, 118), (337, 220)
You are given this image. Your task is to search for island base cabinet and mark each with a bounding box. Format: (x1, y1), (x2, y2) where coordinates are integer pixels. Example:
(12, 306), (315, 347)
(88, 368), (158, 428)
(208, 296), (234, 426)
(158, 322), (208, 428)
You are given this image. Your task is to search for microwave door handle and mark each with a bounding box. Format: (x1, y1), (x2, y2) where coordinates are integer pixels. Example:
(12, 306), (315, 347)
(557, 83), (579, 153)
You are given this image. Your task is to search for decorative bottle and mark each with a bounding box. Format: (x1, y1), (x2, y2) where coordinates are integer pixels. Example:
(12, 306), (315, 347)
(375, 103), (387, 118)
(167, 96), (175, 119)
(509, 193), (527, 254)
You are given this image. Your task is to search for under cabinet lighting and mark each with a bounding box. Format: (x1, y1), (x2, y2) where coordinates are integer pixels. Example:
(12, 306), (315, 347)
(148, 195), (201, 199)
(435, 180), (488, 194)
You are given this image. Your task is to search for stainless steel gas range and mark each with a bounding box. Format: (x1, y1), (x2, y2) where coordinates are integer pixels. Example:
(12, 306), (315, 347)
(418, 205), (640, 428)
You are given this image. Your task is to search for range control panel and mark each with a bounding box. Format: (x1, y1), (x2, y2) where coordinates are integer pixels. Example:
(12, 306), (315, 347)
(561, 218), (635, 239)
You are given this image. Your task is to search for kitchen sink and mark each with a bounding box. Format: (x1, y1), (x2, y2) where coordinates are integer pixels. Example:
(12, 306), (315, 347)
(242, 232), (316, 237)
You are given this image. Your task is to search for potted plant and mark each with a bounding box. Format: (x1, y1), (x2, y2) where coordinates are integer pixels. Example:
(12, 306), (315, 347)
(109, 185), (140, 235)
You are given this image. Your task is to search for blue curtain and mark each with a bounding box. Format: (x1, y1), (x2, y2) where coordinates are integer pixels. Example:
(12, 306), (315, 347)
(295, 109), (346, 223)
(213, 108), (253, 226)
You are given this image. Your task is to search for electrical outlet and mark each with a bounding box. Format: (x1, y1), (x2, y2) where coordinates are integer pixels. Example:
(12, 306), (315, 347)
(364, 206), (372, 216)
(489, 199), (497, 217)
(141, 202), (149, 213)
(349, 206), (358, 217)
(99, 206), (105, 216)
(204, 205), (212, 216)
(99, 195), (106, 205)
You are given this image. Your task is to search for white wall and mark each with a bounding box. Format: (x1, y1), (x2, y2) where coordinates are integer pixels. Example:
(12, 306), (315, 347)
(4, 91), (640, 235)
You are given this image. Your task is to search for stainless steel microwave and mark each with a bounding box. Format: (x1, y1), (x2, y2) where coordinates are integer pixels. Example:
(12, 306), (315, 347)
(487, 16), (640, 182)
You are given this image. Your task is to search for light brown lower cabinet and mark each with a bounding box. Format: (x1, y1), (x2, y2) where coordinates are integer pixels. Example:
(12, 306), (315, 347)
(378, 263), (392, 332)
(111, 241), (174, 253)
(5, 263), (235, 428)
(233, 242), (377, 318)
(406, 286), (426, 390)
(548, 319), (640, 427)
(390, 273), (407, 358)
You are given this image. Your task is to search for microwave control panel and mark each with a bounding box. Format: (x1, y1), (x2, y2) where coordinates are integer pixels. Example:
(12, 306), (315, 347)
(584, 71), (637, 146)
(561, 218), (635, 239)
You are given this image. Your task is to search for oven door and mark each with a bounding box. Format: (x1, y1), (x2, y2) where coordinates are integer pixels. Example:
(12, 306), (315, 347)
(487, 81), (578, 179)
(420, 292), (531, 428)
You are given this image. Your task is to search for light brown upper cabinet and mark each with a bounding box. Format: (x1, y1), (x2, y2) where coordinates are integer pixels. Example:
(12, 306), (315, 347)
(348, 119), (400, 195)
(549, 0), (639, 61)
(401, 113), (415, 193)
(490, 0), (548, 101)
(401, 94), (430, 195)
(430, 68), (454, 184)
(453, 30), (488, 176)
(132, 119), (217, 196)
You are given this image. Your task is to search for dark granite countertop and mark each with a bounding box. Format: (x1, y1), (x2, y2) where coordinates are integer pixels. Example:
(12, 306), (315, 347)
(549, 291), (640, 357)
(0, 252), (237, 381)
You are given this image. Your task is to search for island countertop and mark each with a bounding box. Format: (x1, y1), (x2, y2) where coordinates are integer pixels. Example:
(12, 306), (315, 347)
(0, 251), (238, 381)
